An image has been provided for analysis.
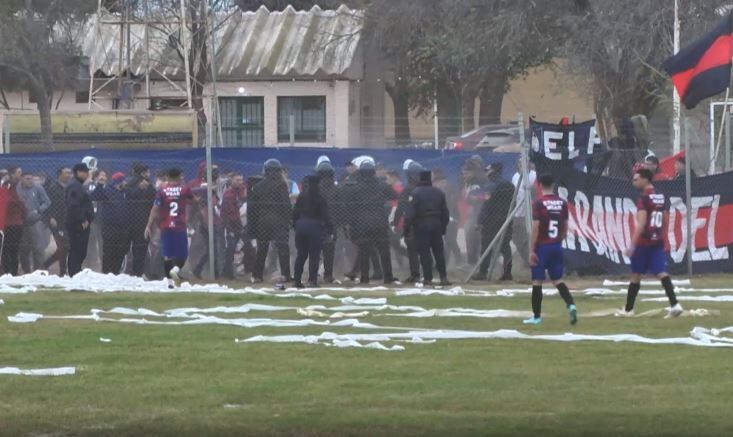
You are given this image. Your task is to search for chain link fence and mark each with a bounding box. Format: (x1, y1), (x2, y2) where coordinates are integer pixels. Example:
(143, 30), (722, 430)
(1, 107), (730, 283)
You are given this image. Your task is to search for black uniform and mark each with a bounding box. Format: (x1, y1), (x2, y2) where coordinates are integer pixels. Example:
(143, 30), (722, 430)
(65, 177), (95, 277)
(405, 172), (450, 283)
(316, 164), (338, 282)
(476, 175), (515, 280)
(394, 170), (422, 281)
(340, 168), (397, 284)
(43, 179), (68, 275)
(292, 176), (333, 286)
(247, 167), (292, 281)
(126, 173), (156, 276)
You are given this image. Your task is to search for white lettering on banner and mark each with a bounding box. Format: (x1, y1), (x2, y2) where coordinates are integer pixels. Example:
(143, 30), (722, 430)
(690, 196), (728, 262)
(558, 189), (728, 266)
(543, 131), (563, 160)
(587, 126), (602, 155)
(668, 197), (687, 263)
(567, 131), (578, 160)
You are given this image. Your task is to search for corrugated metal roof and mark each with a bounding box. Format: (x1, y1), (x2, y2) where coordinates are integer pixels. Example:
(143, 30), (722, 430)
(81, 5), (363, 80)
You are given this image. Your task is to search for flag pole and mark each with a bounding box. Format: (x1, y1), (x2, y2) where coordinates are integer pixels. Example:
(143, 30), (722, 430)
(672, 0), (681, 154)
(712, 85), (732, 175)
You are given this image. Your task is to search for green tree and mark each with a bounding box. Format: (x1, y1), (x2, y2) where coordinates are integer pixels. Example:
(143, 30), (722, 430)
(0, 0), (96, 150)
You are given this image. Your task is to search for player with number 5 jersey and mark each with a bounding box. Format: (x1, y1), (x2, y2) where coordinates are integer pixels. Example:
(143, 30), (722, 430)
(145, 168), (196, 288)
(616, 168), (683, 318)
(524, 174), (577, 326)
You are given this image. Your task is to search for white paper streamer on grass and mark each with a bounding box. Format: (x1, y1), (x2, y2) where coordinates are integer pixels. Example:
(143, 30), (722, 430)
(603, 279), (691, 286)
(242, 326), (733, 350)
(387, 308), (533, 319)
(0, 366), (76, 376)
(6, 310), (399, 330)
(643, 295), (733, 302)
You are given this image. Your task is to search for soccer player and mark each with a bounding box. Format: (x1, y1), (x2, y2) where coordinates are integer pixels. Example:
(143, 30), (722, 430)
(524, 174), (577, 326)
(616, 168), (683, 318)
(145, 168), (195, 288)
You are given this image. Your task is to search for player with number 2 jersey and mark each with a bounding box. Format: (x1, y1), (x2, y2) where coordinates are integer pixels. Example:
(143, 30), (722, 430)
(145, 168), (196, 288)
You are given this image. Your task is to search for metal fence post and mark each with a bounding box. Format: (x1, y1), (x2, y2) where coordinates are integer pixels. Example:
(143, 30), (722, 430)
(519, 113), (533, 258)
(727, 113), (732, 171)
(206, 99), (216, 280)
(684, 117), (693, 277)
(289, 114), (295, 146)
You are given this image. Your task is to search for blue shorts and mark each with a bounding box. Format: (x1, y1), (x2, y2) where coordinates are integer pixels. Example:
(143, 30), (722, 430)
(531, 242), (564, 281)
(631, 244), (667, 275)
(160, 230), (189, 260)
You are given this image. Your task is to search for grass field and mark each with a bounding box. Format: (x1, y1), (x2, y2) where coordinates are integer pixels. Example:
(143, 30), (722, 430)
(2, 276), (733, 436)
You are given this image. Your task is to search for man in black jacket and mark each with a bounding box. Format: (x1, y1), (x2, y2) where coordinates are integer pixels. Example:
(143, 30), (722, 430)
(393, 159), (424, 282)
(474, 162), (515, 281)
(43, 167), (72, 275)
(341, 159), (398, 285)
(66, 163), (95, 277)
(315, 158), (338, 283)
(405, 170), (451, 286)
(126, 162), (156, 276)
(247, 159), (292, 283)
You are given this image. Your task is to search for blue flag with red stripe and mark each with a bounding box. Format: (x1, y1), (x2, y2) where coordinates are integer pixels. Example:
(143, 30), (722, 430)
(663, 13), (733, 109)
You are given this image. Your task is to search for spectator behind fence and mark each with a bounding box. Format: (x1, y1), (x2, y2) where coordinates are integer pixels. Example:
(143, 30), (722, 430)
(222, 172), (248, 279)
(394, 159), (424, 283)
(511, 161), (537, 268)
(17, 170), (51, 273)
(190, 176), (224, 279)
(432, 168), (462, 266)
(460, 156), (489, 266)
(340, 158), (398, 285)
(1, 166), (26, 276)
(248, 159), (292, 283)
(675, 155), (697, 179)
(474, 162), (515, 281)
(292, 175), (333, 288)
(43, 167), (71, 276)
(126, 162), (157, 277)
(90, 172), (130, 274)
(66, 163), (95, 277)
(315, 157), (339, 283)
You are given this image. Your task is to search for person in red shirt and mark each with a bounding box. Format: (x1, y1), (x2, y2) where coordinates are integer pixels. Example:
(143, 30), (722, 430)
(145, 168), (196, 288)
(1, 166), (26, 276)
(221, 172), (251, 279)
(524, 174), (577, 325)
(617, 168), (682, 318)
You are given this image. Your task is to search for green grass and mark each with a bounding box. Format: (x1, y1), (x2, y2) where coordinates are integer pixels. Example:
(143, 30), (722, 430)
(2, 277), (733, 436)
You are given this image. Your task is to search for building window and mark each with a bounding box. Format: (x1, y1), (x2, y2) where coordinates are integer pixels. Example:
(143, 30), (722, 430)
(277, 96), (326, 142)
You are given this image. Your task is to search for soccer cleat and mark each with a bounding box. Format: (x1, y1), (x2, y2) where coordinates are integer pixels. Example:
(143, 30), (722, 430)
(439, 278), (452, 287)
(522, 316), (543, 325)
(293, 282), (305, 289)
(614, 308), (635, 317)
(665, 303), (684, 319)
(169, 266), (181, 285)
(306, 282), (318, 288)
(167, 278), (176, 290)
(568, 304), (578, 325)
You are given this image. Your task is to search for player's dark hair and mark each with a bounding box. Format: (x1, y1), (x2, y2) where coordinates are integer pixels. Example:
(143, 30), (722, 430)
(538, 173), (555, 188)
(6, 165), (20, 175)
(57, 167), (70, 176)
(168, 168), (183, 179)
(636, 168), (654, 182)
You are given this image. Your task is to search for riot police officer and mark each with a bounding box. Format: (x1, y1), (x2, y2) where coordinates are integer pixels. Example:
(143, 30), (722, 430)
(405, 170), (451, 286)
(394, 159), (424, 283)
(340, 158), (398, 285)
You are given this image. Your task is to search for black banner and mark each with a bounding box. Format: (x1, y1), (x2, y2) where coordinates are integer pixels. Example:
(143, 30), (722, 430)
(530, 119), (602, 161)
(540, 161), (733, 275)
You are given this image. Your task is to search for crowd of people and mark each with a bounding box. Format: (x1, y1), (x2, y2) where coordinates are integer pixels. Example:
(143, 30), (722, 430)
(0, 153), (529, 286)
